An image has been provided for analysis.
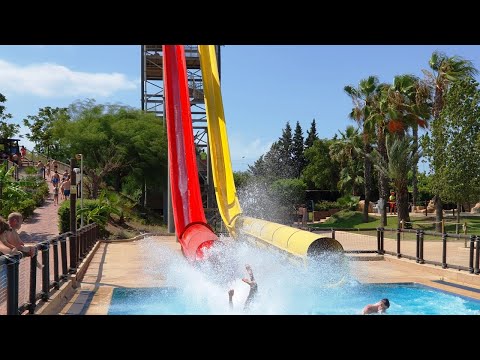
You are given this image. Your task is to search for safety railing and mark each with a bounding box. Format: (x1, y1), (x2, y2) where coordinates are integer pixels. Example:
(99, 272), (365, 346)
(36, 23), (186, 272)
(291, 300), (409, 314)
(0, 223), (99, 315)
(324, 227), (480, 275)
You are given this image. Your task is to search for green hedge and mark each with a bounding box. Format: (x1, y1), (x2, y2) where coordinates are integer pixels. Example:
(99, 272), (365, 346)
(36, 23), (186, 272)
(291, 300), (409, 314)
(0, 179), (50, 219)
(58, 199), (100, 233)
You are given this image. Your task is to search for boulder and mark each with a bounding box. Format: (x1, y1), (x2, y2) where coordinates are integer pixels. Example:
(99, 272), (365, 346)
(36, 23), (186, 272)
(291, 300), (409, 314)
(357, 200), (374, 213)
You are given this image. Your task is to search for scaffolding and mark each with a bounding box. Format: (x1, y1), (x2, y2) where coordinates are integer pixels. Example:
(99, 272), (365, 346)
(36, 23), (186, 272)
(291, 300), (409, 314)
(141, 45), (221, 230)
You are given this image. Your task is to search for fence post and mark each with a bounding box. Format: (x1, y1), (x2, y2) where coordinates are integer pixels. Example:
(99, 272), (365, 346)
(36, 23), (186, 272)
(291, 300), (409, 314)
(419, 230), (424, 264)
(380, 228), (384, 254)
(6, 253), (21, 315)
(416, 229), (421, 263)
(52, 238), (59, 290)
(41, 242), (50, 301)
(442, 233), (448, 269)
(29, 249), (38, 314)
(469, 235), (475, 274)
(376, 228), (381, 254)
(60, 235), (68, 279)
(69, 234), (77, 273)
(396, 228), (401, 258)
(475, 236), (480, 275)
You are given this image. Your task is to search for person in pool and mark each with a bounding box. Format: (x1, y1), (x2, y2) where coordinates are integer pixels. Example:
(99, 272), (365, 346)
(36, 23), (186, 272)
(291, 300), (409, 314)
(362, 298), (390, 315)
(229, 264), (258, 311)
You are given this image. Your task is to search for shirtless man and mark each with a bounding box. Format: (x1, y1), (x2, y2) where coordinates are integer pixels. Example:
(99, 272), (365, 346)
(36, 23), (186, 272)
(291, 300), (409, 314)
(6, 213), (35, 257)
(61, 176), (71, 200)
(362, 298), (390, 315)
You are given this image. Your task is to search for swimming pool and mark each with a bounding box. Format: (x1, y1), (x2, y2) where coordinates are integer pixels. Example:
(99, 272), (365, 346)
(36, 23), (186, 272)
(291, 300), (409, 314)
(107, 282), (480, 315)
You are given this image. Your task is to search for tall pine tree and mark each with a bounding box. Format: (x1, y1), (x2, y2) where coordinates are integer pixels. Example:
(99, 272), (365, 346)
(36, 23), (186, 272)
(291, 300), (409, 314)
(292, 121), (305, 178)
(305, 118), (318, 149)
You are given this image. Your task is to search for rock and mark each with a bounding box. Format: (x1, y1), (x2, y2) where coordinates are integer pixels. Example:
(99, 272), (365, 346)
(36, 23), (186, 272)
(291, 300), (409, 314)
(357, 200), (374, 213)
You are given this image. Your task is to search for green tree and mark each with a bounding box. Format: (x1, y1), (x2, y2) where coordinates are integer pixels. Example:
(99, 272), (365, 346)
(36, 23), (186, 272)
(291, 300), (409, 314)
(233, 171), (252, 189)
(291, 121), (305, 178)
(0, 93), (20, 139)
(344, 76), (378, 222)
(23, 106), (70, 159)
(424, 78), (480, 229)
(278, 122), (294, 177)
(422, 51), (478, 231)
(305, 118), (318, 149)
(372, 135), (416, 227)
(389, 74), (431, 217)
(53, 100), (167, 199)
(302, 138), (339, 190)
(367, 82), (393, 226)
(329, 126), (363, 196)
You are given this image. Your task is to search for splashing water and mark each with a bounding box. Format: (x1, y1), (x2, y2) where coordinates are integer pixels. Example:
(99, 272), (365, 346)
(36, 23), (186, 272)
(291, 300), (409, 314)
(118, 236), (480, 315)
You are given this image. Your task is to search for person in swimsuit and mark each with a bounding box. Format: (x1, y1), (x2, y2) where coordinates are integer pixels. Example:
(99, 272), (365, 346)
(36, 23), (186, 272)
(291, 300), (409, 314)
(228, 264), (258, 311)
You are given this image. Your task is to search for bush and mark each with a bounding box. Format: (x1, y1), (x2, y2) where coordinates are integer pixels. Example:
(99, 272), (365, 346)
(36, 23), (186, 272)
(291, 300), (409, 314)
(58, 199), (101, 233)
(314, 200), (340, 211)
(337, 195), (360, 211)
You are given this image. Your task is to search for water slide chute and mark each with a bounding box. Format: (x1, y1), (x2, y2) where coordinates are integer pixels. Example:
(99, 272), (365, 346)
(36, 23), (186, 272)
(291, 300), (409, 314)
(162, 45), (219, 262)
(198, 44), (344, 264)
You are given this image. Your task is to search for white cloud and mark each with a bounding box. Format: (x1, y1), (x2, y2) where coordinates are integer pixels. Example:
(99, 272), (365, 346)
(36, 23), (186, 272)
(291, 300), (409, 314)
(0, 59), (137, 97)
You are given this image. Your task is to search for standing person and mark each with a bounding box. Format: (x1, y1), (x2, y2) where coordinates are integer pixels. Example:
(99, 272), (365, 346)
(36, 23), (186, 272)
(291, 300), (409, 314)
(60, 176), (71, 200)
(52, 159), (58, 173)
(20, 145), (27, 160)
(51, 170), (60, 189)
(53, 184), (59, 205)
(389, 191), (396, 215)
(45, 160), (51, 178)
(36, 160), (45, 178)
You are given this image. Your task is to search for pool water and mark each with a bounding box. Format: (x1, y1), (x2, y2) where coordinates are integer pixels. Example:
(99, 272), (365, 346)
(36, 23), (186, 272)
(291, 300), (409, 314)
(107, 283), (480, 315)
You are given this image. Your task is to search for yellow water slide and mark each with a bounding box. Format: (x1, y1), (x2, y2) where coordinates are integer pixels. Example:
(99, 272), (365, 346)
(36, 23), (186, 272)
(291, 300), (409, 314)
(198, 45), (344, 265)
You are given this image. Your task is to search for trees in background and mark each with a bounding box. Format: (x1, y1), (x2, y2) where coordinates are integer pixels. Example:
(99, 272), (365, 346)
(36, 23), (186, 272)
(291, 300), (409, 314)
(0, 93), (20, 139)
(423, 78), (480, 228)
(422, 51), (478, 232)
(23, 106), (70, 160)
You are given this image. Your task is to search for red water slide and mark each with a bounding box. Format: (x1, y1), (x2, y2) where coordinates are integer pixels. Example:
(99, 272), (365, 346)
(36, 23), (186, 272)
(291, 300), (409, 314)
(163, 45), (219, 262)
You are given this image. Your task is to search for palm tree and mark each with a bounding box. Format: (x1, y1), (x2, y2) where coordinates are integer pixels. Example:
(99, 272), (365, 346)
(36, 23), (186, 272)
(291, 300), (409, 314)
(344, 76), (378, 221)
(367, 83), (392, 226)
(423, 52), (478, 232)
(372, 135), (417, 227)
(329, 126), (363, 196)
(389, 74), (431, 218)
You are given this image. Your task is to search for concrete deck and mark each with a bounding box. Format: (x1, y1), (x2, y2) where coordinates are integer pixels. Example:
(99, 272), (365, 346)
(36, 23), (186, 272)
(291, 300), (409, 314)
(57, 235), (480, 315)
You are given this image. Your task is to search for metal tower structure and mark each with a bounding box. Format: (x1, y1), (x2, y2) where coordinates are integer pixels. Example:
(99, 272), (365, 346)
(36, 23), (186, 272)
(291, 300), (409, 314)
(141, 45), (221, 232)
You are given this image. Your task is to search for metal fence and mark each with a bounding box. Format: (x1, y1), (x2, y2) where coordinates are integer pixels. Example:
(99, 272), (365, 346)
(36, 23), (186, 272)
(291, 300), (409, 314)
(0, 223), (99, 315)
(313, 227), (480, 275)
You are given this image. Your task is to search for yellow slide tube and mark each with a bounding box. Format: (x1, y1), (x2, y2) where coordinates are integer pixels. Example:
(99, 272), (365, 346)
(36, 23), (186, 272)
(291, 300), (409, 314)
(198, 45), (242, 236)
(198, 45), (344, 265)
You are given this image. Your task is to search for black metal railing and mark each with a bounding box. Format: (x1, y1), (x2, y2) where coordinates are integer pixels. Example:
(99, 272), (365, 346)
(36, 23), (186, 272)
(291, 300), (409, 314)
(329, 227), (479, 276)
(0, 223), (99, 315)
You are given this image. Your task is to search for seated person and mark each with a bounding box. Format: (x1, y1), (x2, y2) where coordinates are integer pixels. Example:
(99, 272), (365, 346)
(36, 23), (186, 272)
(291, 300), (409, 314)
(362, 298), (390, 315)
(0, 216), (21, 256)
(6, 213), (43, 270)
(6, 212), (36, 257)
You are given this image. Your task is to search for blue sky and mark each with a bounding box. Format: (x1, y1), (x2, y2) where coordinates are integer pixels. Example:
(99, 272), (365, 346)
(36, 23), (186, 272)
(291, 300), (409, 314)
(1, 45), (479, 172)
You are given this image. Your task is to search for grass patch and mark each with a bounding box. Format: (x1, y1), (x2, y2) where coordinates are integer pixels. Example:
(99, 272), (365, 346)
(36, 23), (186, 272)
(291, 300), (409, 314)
(310, 210), (398, 229)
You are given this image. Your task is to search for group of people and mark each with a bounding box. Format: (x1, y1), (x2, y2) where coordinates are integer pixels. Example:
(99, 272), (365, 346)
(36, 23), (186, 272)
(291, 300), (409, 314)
(50, 169), (71, 205)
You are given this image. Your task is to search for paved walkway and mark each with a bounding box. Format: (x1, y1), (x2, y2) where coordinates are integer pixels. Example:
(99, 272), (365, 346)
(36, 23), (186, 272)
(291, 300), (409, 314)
(20, 179), (65, 244)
